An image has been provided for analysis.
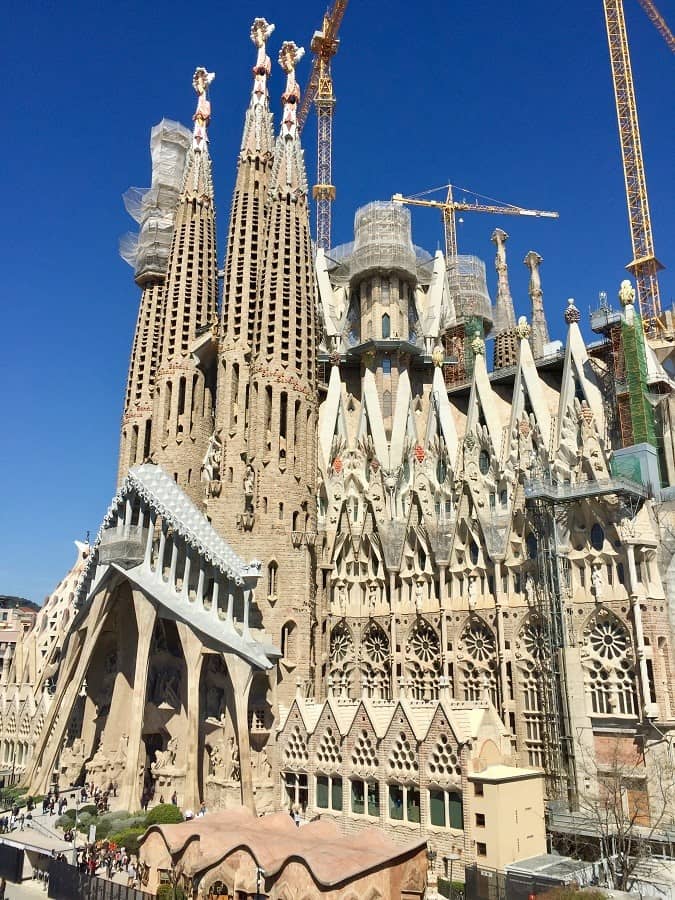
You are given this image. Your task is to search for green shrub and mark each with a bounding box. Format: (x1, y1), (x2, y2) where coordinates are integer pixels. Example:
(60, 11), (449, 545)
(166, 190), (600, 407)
(62, 808), (77, 821)
(156, 886), (185, 900)
(107, 826), (145, 855)
(438, 878), (465, 899)
(80, 804), (98, 817)
(144, 804), (183, 826)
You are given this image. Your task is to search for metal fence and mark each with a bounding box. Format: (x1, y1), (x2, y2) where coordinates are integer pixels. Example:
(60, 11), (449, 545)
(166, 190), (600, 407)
(48, 858), (153, 900)
(465, 864), (567, 900)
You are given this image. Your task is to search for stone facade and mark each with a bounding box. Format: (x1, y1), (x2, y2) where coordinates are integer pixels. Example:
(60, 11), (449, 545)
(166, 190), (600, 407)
(3, 14), (675, 887)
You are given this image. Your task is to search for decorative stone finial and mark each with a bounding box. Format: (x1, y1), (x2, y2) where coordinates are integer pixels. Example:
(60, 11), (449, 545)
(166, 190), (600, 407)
(431, 345), (444, 367)
(278, 41), (304, 141)
(470, 332), (485, 356)
(564, 297), (581, 325)
(619, 279), (635, 307)
(516, 316), (531, 340)
(250, 18), (275, 106)
(192, 67), (215, 150)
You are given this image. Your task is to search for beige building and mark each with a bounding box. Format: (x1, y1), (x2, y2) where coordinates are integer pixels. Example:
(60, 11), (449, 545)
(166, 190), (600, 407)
(1, 13), (674, 890)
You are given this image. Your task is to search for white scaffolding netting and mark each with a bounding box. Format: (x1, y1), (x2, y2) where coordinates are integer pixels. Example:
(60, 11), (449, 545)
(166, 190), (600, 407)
(446, 255), (493, 329)
(119, 119), (192, 281)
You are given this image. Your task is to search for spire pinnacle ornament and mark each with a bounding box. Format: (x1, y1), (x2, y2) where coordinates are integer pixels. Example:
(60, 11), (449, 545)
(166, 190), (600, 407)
(278, 41), (305, 141)
(250, 19), (275, 109)
(192, 67), (215, 150)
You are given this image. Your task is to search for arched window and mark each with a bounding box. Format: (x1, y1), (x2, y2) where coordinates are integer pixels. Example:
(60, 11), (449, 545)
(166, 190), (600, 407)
(526, 534), (538, 560)
(268, 561), (278, 597)
(281, 621), (297, 663)
(583, 611), (638, 716)
(591, 523), (604, 551)
(470, 541), (479, 565)
(382, 390), (392, 418)
(478, 450), (490, 475)
(382, 313), (391, 339)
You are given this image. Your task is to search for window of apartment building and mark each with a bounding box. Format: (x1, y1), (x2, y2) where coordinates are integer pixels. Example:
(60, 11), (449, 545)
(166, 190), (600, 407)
(477, 842), (487, 857)
(429, 788), (463, 829)
(283, 772), (308, 810)
(316, 774), (343, 811)
(351, 779), (380, 816)
(475, 813), (485, 827)
(388, 784), (420, 823)
(473, 782), (484, 797)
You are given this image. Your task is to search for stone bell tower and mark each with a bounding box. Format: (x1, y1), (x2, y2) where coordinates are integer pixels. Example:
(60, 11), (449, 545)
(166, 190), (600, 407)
(212, 40), (318, 703)
(150, 68), (219, 503)
(211, 18), (277, 531)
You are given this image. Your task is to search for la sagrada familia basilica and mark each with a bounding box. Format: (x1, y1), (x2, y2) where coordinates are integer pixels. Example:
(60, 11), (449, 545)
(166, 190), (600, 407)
(3, 16), (675, 871)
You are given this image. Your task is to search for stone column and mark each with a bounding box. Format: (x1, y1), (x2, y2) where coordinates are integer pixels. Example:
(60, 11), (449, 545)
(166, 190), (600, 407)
(28, 587), (113, 793)
(494, 561), (510, 721)
(439, 565), (448, 679)
(626, 544), (651, 711)
(389, 572), (398, 699)
(176, 623), (204, 811)
(223, 650), (256, 813)
(119, 590), (156, 812)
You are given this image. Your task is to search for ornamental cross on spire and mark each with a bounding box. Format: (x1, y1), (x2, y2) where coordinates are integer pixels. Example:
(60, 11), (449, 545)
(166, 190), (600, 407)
(278, 41), (305, 140)
(192, 67), (215, 150)
(250, 18), (275, 107)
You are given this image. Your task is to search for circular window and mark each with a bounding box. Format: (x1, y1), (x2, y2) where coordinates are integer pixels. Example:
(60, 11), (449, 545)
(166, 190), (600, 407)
(478, 450), (490, 475)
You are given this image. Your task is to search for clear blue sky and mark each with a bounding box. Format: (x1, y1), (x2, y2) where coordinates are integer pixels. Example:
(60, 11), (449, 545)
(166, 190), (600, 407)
(1, 1), (673, 603)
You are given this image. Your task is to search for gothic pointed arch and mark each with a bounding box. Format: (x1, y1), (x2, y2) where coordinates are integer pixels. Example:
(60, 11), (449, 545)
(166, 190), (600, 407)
(582, 607), (638, 716)
(328, 619), (355, 698)
(457, 615), (498, 706)
(406, 617), (440, 700)
(360, 619), (390, 699)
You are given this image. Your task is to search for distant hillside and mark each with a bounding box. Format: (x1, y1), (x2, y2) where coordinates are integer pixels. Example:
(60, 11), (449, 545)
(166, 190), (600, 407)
(0, 595), (40, 613)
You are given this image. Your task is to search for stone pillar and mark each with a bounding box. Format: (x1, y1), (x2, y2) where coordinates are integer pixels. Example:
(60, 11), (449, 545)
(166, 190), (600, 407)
(176, 623), (204, 812)
(119, 590), (156, 812)
(439, 565), (448, 679)
(626, 545), (651, 711)
(389, 572), (398, 699)
(28, 588), (113, 792)
(223, 650), (256, 813)
(494, 561), (510, 721)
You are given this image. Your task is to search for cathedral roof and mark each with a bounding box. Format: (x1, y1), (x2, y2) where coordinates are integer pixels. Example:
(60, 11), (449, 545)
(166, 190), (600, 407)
(127, 464), (253, 581)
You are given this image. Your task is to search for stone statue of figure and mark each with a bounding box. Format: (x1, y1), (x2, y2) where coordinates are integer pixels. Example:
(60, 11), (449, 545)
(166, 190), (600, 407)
(525, 575), (536, 606)
(278, 41), (305, 143)
(192, 67), (215, 149)
(243, 464), (255, 512)
(414, 581), (424, 614)
(259, 747), (272, 781)
(591, 565), (604, 601)
(201, 433), (222, 494)
(209, 744), (224, 778)
(467, 576), (477, 611)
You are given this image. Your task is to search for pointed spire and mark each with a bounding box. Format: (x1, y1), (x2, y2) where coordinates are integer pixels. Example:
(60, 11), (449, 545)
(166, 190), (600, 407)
(269, 41), (307, 194)
(242, 18), (276, 156)
(491, 228), (518, 370)
(524, 250), (550, 359)
(492, 229), (515, 331)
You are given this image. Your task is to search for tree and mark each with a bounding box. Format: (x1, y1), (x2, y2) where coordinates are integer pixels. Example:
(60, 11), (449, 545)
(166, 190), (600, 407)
(567, 733), (675, 892)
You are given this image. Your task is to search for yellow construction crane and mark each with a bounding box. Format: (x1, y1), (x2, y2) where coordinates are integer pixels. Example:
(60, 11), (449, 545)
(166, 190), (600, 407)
(392, 185), (559, 263)
(297, 0), (348, 252)
(603, 0), (674, 331)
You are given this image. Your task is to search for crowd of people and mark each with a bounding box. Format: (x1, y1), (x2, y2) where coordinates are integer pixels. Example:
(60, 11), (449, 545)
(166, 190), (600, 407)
(73, 843), (140, 888)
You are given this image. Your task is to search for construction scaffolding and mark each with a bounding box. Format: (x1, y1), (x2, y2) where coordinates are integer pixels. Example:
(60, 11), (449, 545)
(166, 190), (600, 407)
(525, 475), (648, 807)
(447, 255), (493, 332)
(440, 316), (485, 388)
(622, 314), (658, 446)
(349, 202), (418, 280)
(119, 119), (192, 284)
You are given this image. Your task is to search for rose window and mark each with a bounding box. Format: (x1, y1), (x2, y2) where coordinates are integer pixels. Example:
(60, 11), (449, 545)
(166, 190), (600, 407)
(410, 620), (440, 663)
(463, 621), (495, 663)
(522, 620), (547, 661)
(364, 624), (389, 665)
(588, 615), (629, 661)
(330, 622), (353, 663)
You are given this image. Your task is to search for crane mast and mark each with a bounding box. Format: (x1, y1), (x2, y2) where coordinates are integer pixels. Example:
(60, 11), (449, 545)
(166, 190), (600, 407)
(604, 0), (666, 330)
(635, 0), (675, 51)
(393, 186), (559, 264)
(297, 0), (348, 251)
